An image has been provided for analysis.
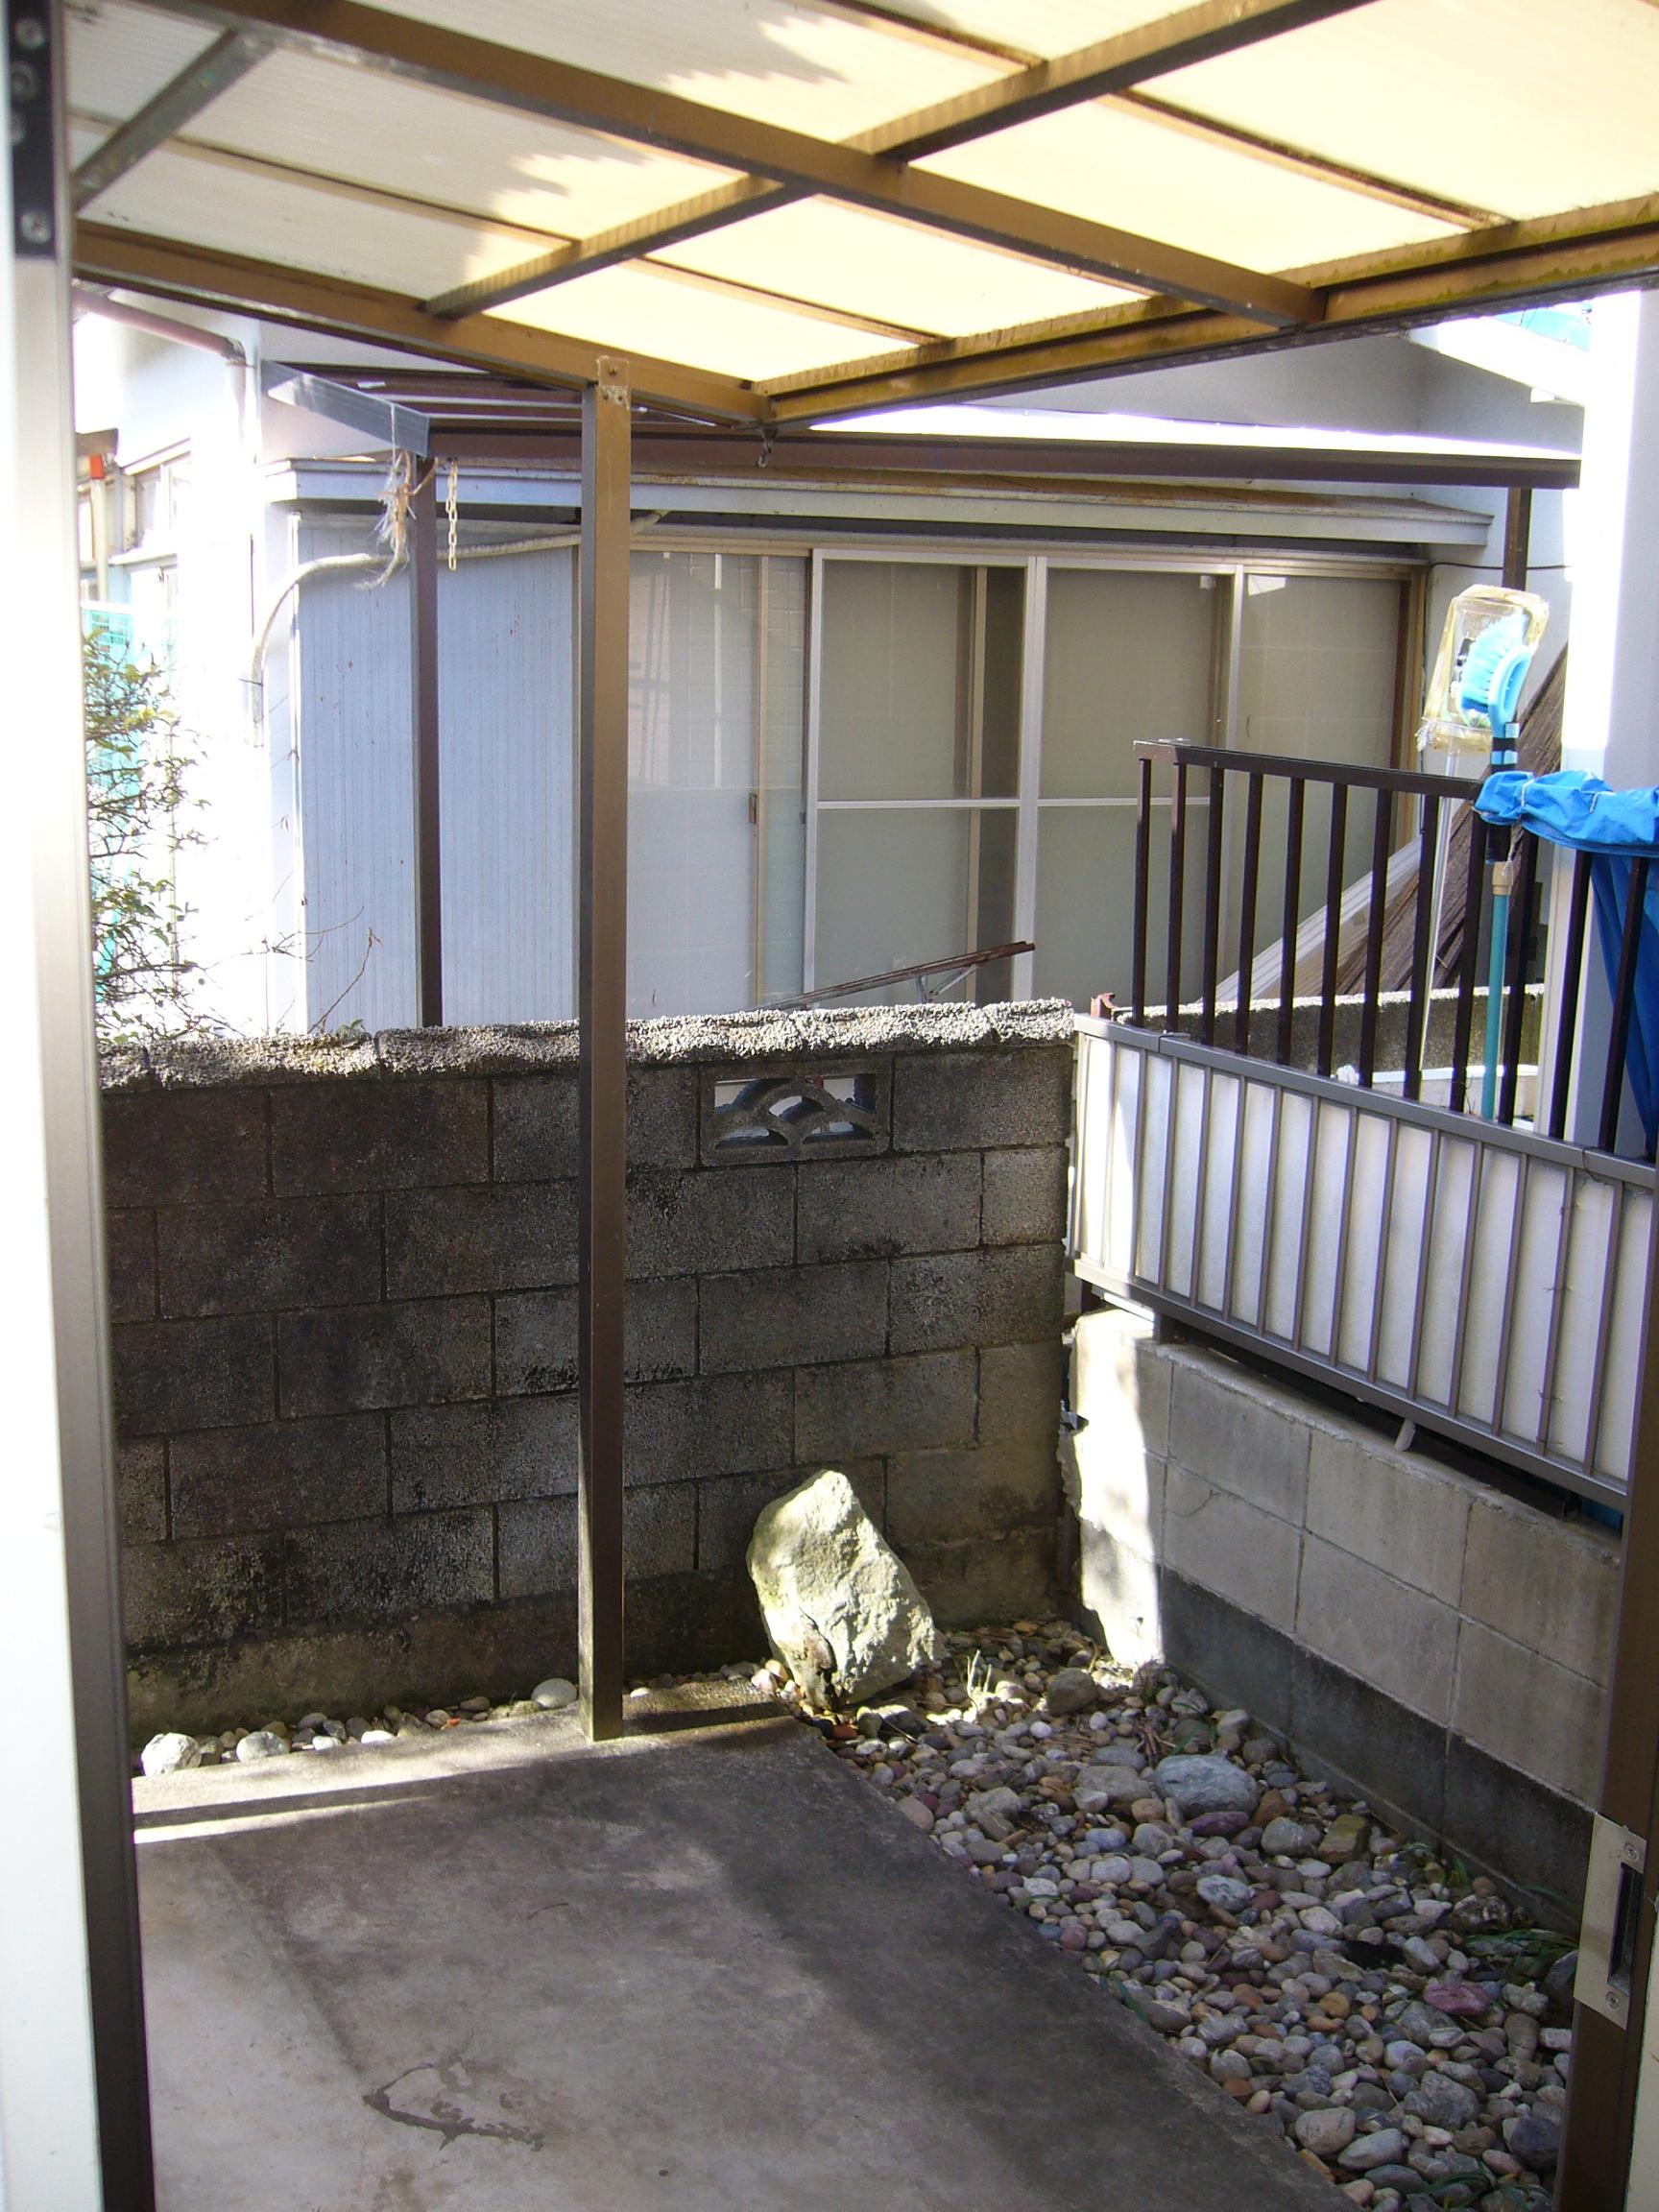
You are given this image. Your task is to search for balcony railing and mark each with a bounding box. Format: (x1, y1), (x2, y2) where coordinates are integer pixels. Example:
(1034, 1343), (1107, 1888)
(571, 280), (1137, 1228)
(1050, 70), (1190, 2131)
(1126, 738), (1646, 1153)
(1070, 742), (1659, 1505)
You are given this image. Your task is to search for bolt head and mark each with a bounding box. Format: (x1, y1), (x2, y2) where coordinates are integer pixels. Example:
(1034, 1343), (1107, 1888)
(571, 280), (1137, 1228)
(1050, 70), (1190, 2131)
(13, 17), (45, 50)
(19, 209), (52, 245)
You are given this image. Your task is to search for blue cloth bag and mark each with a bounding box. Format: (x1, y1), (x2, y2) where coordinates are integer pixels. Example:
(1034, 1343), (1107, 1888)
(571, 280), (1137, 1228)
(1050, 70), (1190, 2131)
(1476, 770), (1659, 1151)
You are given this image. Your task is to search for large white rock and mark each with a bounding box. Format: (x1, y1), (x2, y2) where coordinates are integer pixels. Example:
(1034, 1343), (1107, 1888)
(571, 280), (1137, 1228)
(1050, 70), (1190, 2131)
(747, 1470), (942, 1705)
(139, 1731), (200, 1778)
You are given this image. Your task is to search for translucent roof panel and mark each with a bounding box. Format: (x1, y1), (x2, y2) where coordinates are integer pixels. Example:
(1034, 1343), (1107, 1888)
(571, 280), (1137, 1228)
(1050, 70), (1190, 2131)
(661, 200), (1141, 339)
(1157, 0), (1659, 228)
(497, 260), (920, 380)
(65, 3), (219, 125)
(149, 49), (745, 238)
(88, 145), (580, 304)
(68, 0), (1659, 420)
(847, 2), (1189, 61)
(359, 0), (1005, 137)
(924, 102), (1457, 276)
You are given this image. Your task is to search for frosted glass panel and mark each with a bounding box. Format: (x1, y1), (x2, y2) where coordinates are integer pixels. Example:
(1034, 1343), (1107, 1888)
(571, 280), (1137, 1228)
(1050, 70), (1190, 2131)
(627, 549), (806, 1016)
(1236, 575), (1402, 959)
(757, 555), (808, 1002)
(1042, 568), (1219, 799)
(819, 560), (1021, 800)
(1237, 574), (1400, 764)
(816, 808), (1016, 1003)
(1036, 803), (1208, 1011)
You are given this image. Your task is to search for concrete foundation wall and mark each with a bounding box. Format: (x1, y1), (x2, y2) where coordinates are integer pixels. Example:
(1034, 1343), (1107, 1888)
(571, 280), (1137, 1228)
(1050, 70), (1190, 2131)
(104, 1004), (1072, 1732)
(1065, 1303), (1619, 1910)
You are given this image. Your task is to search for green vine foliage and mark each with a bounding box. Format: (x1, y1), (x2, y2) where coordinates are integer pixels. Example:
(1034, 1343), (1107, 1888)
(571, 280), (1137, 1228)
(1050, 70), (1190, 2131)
(83, 623), (206, 1042)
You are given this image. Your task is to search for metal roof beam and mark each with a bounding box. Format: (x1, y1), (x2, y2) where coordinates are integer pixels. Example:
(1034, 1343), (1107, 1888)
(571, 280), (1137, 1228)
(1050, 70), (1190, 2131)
(73, 27), (270, 208)
(73, 224), (767, 421)
(132, 0), (1314, 326)
(761, 195), (1659, 421)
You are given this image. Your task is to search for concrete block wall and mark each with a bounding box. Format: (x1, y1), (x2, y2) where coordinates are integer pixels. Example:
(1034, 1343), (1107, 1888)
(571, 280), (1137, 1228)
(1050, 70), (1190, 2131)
(103, 1004), (1072, 1730)
(1065, 1304), (1620, 1910)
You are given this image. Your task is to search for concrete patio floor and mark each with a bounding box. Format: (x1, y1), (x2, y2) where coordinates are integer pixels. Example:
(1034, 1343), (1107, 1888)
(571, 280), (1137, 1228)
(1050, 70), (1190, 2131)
(134, 1704), (1335, 2212)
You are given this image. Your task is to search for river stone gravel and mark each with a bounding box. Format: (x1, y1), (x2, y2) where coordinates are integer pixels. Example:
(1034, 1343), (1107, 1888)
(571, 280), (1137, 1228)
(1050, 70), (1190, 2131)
(134, 1618), (1572, 2212)
(818, 1621), (1571, 2212)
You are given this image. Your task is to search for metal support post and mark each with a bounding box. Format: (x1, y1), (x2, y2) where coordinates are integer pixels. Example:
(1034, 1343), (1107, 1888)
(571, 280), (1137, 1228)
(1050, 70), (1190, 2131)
(577, 359), (630, 1743)
(1502, 484), (1532, 591)
(410, 458), (443, 1024)
(3, 1), (155, 2200)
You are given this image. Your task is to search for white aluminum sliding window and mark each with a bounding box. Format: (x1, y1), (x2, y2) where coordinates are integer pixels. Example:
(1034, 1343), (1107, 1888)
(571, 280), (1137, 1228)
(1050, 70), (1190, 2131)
(807, 553), (1024, 1003)
(627, 548), (807, 1016)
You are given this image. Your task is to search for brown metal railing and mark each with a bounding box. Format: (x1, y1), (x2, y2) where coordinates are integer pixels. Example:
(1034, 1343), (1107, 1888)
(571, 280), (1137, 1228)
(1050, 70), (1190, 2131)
(1127, 740), (1647, 1155)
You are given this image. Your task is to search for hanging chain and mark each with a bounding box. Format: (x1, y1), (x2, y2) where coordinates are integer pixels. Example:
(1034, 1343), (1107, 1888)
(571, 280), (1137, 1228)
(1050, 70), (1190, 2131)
(445, 460), (459, 572)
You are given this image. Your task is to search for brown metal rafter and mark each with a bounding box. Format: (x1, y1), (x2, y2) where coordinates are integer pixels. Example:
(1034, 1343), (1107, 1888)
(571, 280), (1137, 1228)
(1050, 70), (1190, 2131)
(73, 222), (767, 421)
(128, 0), (1314, 325)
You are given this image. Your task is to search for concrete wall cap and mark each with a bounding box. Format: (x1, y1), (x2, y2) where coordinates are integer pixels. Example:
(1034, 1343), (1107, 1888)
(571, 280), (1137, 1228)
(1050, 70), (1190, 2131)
(100, 1001), (1078, 1091)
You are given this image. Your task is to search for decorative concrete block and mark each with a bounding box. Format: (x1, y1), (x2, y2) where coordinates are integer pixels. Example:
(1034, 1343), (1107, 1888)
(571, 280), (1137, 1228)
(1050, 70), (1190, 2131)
(118, 1438), (167, 1545)
(1295, 1533), (1458, 1725)
(978, 1338), (1066, 1446)
(893, 1046), (1071, 1153)
(885, 1441), (1057, 1547)
(113, 1314), (275, 1435)
(1452, 1618), (1606, 1803)
(794, 1152), (981, 1264)
(285, 1509), (494, 1627)
(277, 1299), (491, 1417)
(384, 1182), (577, 1297)
(1161, 1461), (1301, 1634)
(889, 1244), (1063, 1354)
(1461, 1492), (1621, 1688)
(156, 1194), (381, 1317)
(106, 1209), (156, 1324)
(625, 1168), (795, 1278)
(1305, 1430), (1471, 1606)
(271, 1079), (488, 1194)
(171, 1413), (387, 1538)
(698, 1261), (889, 1374)
(494, 1280), (697, 1395)
(103, 1091), (267, 1207)
(795, 1350), (976, 1461)
(122, 1533), (284, 1650)
(981, 1146), (1069, 1247)
(1167, 1352), (1310, 1526)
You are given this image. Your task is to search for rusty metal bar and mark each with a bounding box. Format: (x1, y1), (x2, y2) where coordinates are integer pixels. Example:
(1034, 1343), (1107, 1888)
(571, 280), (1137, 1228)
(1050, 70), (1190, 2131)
(1316, 782), (1348, 1077)
(1131, 748), (1152, 1024)
(1234, 768), (1263, 1054)
(577, 360), (631, 1743)
(1549, 849), (1594, 1141)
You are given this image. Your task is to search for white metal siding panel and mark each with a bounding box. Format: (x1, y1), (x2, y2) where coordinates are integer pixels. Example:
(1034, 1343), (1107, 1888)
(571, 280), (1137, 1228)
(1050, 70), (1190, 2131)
(437, 544), (576, 1025)
(293, 522), (417, 1032)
